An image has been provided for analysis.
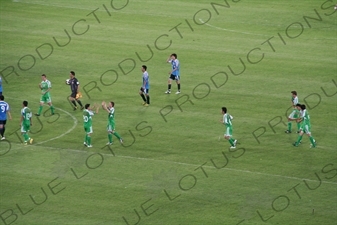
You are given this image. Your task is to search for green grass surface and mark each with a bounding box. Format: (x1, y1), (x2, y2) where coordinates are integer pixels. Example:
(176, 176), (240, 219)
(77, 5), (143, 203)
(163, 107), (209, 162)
(0, 0), (336, 224)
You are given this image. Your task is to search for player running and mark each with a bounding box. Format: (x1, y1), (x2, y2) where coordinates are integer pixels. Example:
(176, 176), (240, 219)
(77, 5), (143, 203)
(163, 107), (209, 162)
(221, 107), (237, 149)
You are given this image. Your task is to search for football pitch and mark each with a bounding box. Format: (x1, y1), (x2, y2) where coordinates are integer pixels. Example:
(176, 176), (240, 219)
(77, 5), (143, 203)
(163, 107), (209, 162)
(0, 0), (336, 224)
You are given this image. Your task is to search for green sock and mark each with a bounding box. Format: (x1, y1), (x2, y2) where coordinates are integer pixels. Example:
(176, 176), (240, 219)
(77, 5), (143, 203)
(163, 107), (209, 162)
(108, 133), (113, 143)
(296, 122), (300, 131)
(288, 122), (292, 131)
(23, 133), (29, 142)
(228, 139), (234, 146)
(309, 136), (316, 146)
(113, 132), (121, 140)
(87, 136), (91, 145)
(38, 106), (43, 115)
(296, 135), (303, 145)
(84, 134), (87, 143)
(50, 105), (55, 114)
(230, 137), (235, 142)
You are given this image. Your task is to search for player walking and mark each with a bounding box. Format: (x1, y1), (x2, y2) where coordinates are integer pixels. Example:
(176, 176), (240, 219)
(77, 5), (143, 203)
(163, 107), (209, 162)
(102, 101), (123, 145)
(293, 104), (316, 148)
(68, 71), (84, 111)
(221, 107), (237, 149)
(285, 91), (301, 133)
(0, 95), (12, 140)
(21, 100), (33, 145)
(36, 74), (55, 116)
(165, 53), (180, 94)
(139, 65), (150, 106)
(83, 103), (99, 147)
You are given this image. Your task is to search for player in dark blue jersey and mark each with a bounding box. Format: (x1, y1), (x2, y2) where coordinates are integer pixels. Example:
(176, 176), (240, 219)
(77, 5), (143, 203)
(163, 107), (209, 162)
(165, 53), (181, 94)
(0, 95), (12, 140)
(139, 65), (150, 106)
(68, 71), (84, 111)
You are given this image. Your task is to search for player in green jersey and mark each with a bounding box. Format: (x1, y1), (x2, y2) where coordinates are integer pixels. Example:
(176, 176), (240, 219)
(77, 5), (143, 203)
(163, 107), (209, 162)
(102, 101), (123, 145)
(83, 103), (99, 147)
(21, 100), (33, 145)
(285, 91), (301, 133)
(35, 74), (55, 116)
(293, 104), (316, 148)
(220, 107), (237, 149)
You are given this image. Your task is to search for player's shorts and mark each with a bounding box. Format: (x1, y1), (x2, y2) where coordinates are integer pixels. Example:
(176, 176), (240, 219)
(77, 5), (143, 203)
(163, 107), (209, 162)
(84, 126), (93, 134)
(40, 94), (52, 103)
(169, 74), (180, 81)
(70, 91), (77, 98)
(0, 120), (7, 125)
(21, 123), (30, 133)
(140, 87), (149, 94)
(288, 109), (299, 119)
(107, 123), (116, 132)
(224, 126), (233, 137)
(301, 123), (311, 134)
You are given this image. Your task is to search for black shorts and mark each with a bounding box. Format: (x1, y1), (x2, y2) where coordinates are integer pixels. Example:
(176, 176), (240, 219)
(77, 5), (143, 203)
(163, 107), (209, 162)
(70, 92), (77, 98)
(0, 120), (7, 125)
(140, 87), (149, 94)
(169, 74), (179, 80)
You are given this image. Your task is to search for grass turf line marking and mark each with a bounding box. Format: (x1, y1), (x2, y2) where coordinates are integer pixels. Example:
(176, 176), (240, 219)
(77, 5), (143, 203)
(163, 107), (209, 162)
(199, 18), (269, 36)
(4, 97), (77, 145)
(36, 107), (78, 145)
(11, 144), (337, 185)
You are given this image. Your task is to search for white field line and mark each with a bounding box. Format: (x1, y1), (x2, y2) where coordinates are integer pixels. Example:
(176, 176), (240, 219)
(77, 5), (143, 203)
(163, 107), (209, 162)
(8, 144), (337, 185)
(35, 107), (78, 145)
(199, 18), (269, 36)
(4, 96), (78, 145)
(13, 0), (107, 11)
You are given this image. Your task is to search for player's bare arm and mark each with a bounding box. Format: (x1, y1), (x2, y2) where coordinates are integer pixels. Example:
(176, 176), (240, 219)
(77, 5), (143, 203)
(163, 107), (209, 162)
(94, 103), (99, 114)
(101, 101), (111, 113)
(166, 55), (171, 63)
(44, 87), (51, 95)
(7, 111), (12, 120)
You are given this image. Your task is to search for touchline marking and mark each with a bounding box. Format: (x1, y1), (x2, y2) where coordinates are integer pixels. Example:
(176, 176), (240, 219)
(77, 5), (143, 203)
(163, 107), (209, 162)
(36, 107), (78, 145)
(199, 19), (268, 36)
(11, 144), (337, 185)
